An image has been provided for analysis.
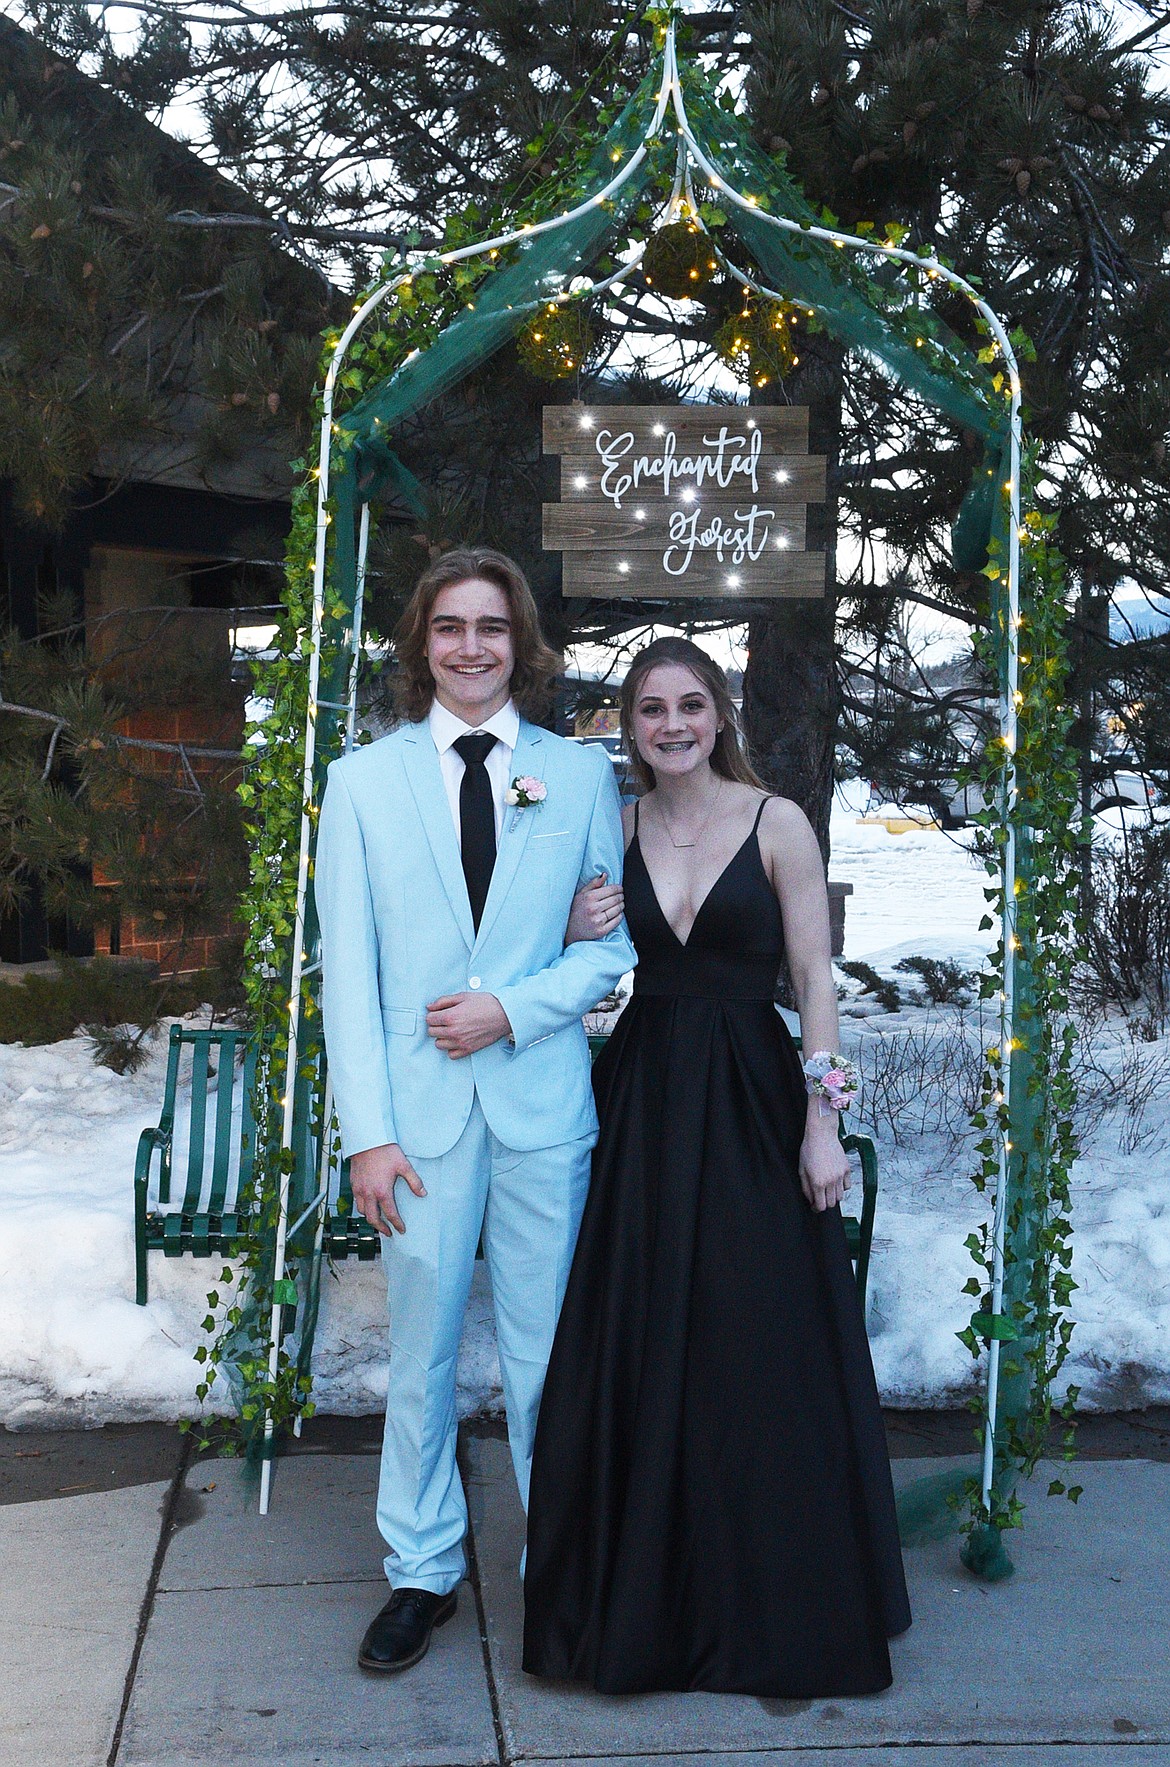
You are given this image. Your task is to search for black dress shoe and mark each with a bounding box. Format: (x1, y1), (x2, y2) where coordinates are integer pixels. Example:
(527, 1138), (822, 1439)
(358, 1587), (458, 1672)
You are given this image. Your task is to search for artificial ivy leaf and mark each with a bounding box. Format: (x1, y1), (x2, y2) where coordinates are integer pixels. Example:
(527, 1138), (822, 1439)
(970, 1310), (1021, 1342)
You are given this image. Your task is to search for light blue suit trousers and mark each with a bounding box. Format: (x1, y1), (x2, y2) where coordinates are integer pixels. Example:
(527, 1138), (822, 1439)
(314, 718), (636, 1592)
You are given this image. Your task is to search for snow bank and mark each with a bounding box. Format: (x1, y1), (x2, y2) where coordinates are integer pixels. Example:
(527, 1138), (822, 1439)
(0, 1026), (500, 1428)
(1, 804), (1167, 1426)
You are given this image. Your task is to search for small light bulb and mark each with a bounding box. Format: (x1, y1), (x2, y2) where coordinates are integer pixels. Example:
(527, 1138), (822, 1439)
(747, 418), (756, 428)
(618, 561), (630, 574)
(774, 469), (789, 484)
(727, 573), (742, 588)
(579, 414), (594, 429)
(635, 509), (646, 521)
(573, 475), (588, 489)
(680, 488), (696, 503)
(653, 423), (665, 436)
(776, 535), (790, 549)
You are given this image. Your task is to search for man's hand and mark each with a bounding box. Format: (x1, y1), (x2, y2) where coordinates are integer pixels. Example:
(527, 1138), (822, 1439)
(426, 992), (512, 1059)
(350, 1143), (426, 1236)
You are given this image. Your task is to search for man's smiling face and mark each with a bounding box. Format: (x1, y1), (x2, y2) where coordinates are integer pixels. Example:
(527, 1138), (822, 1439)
(426, 578), (516, 723)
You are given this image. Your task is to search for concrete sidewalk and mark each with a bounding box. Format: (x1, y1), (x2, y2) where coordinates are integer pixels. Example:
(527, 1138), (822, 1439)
(1, 1418), (1167, 1767)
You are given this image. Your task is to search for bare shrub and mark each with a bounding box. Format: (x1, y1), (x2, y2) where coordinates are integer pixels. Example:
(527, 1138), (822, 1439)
(1081, 821), (1170, 1029)
(854, 1006), (987, 1149)
(1114, 1044), (1169, 1157)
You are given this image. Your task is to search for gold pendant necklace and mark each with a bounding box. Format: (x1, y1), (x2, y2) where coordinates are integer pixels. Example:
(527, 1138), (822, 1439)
(657, 776), (723, 849)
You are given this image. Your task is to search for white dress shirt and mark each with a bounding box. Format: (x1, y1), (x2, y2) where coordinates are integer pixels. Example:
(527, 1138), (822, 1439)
(428, 697), (520, 842)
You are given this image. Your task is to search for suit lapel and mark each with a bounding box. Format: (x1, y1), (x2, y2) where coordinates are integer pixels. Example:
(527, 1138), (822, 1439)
(472, 722), (546, 952)
(400, 725), (475, 950)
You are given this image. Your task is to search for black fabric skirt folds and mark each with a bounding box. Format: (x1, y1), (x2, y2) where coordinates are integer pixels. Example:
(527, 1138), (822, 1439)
(522, 994), (911, 1697)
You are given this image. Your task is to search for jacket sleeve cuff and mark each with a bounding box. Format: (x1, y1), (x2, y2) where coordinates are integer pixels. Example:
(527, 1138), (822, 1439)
(491, 984), (532, 1052)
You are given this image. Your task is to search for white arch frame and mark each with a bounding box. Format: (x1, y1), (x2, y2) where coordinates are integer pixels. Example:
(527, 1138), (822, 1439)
(258, 11), (1024, 1520)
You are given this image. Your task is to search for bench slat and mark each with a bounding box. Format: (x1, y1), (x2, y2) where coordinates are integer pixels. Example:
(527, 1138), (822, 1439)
(183, 1040), (211, 1213)
(208, 1032), (242, 1215)
(239, 1041), (259, 1188)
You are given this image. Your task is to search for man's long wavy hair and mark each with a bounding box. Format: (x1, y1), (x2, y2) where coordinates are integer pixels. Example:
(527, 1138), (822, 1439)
(393, 548), (561, 724)
(620, 636), (766, 794)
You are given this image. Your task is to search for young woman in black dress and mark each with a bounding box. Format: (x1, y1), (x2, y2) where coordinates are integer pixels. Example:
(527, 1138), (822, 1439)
(523, 636), (910, 1697)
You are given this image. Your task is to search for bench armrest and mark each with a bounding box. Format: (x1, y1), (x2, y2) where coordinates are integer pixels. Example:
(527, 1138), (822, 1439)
(134, 1125), (172, 1306)
(841, 1130), (878, 1300)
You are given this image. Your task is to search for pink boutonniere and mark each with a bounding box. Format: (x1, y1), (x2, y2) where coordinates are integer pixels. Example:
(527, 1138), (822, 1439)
(505, 774), (547, 809)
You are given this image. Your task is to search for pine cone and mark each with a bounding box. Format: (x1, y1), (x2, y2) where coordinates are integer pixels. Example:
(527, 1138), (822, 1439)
(1064, 93), (1088, 113)
(1016, 168), (1032, 194)
(903, 120), (918, 145)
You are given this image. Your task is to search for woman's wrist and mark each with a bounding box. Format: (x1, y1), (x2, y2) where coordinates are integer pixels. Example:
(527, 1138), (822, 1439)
(803, 1105), (840, 1140)
(801, 1048), (859, 1118)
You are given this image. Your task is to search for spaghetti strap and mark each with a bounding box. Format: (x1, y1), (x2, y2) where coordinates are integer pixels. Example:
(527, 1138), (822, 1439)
(634, 797), (641, 834)
(751, 795), (773, 837)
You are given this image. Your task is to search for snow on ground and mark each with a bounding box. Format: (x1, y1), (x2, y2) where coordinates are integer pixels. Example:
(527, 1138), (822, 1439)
(1, 802), (1167, 1427)
(829, 784), (995, 964)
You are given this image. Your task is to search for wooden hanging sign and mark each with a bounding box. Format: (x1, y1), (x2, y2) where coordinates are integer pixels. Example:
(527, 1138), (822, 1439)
(542, 403), (826, 599)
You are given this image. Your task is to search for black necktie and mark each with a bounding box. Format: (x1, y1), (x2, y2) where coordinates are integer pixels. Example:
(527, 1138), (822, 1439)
(453, 731), (498, 932)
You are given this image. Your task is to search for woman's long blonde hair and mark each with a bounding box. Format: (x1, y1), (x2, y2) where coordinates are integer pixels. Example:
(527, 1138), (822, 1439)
(620, 636), (766, 793)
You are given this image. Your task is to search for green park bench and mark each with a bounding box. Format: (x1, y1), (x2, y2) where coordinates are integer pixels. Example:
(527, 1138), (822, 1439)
(134, 1025), (879, 1306)
(133, 1023), (380, 1306)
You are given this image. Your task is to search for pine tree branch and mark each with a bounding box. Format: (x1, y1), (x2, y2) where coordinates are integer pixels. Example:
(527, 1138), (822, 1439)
(1109, 9), (1170, 56)
(0, 697), (240, 761)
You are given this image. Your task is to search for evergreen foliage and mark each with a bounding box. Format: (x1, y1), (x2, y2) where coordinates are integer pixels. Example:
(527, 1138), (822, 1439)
(11, 0), (1167, 817)
(0, 611), (249, 969)
(0, 16), (328, 525)
(0, 17), (336, 973)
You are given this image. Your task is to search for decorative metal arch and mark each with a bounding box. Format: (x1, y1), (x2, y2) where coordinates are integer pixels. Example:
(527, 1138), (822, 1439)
(260, 8), (1029, 1552)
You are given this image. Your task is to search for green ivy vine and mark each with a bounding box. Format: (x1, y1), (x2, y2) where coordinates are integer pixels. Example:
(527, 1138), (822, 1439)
(957, 455), (1085, 1551)
(186, 15), (1084, 1534)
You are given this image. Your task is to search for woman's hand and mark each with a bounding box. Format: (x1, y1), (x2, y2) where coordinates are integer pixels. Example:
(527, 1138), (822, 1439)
(566, 871), (624, 943)
(799, 1123), (852, 1212)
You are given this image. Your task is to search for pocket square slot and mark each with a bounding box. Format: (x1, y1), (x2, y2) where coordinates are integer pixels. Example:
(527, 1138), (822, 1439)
(381, 1007), (417, 1034)
(530, 829), (573, 840)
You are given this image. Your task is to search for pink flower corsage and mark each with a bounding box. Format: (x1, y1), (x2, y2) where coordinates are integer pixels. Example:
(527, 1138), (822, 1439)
(505, 774), (547, 809)
(802, 1049), (859, 1117)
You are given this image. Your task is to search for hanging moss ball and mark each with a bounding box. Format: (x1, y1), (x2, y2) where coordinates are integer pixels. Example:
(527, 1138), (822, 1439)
(516, 302), (595, 381)
(714, 299), (799, 388)
(641, 219), (719, 301)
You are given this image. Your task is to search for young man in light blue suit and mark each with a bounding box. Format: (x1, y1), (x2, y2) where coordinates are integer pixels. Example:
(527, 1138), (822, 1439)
(315, 548), (635, 1674)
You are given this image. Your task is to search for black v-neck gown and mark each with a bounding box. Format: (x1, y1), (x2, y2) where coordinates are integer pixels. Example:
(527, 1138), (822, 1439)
(522, 804), (911, 1697)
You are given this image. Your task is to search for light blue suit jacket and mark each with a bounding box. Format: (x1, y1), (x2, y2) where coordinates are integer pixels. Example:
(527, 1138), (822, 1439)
(314, 717), (636, 1160)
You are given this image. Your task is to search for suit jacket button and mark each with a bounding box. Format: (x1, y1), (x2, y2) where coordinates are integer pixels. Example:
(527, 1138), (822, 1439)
(469, 976), (481, 989)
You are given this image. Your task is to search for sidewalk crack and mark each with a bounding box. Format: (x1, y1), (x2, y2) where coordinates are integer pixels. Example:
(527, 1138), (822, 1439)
(106, 1432), (193, 1766)
(461, 1437), (511, 1767)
